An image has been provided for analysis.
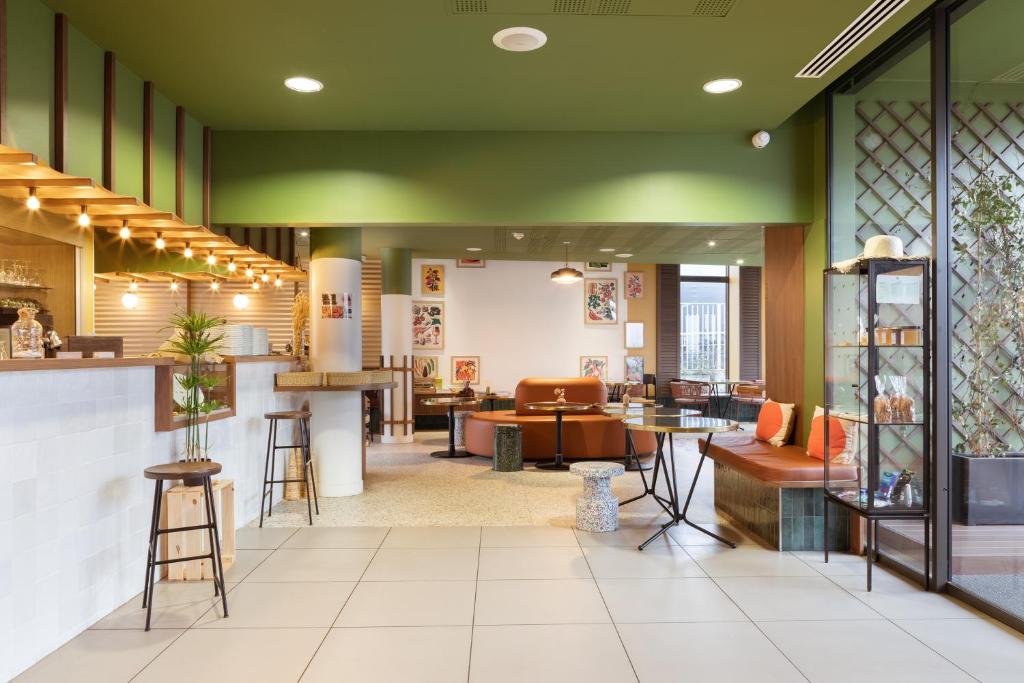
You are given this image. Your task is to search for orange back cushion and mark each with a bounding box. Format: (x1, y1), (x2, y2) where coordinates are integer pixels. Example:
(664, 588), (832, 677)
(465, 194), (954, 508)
(755, 400), (796, 447)
(807, 406), (858, 464)
(515, 377), (608, 415)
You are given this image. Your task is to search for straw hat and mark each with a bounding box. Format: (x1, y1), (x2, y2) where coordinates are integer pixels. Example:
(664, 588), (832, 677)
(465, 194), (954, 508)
(833, 234), (915, 272)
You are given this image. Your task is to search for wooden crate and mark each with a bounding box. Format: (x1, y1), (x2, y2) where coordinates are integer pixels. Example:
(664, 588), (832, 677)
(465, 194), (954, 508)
(160, 479), (236, 581)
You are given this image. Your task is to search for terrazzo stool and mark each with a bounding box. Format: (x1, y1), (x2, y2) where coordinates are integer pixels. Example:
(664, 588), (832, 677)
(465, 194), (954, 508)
(493, 423), (524, 472)
(570, 461), (625, 532)
(453, 410), (472, 448)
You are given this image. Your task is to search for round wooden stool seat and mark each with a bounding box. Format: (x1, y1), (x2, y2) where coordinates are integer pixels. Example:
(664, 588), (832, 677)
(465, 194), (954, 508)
(264, 410), (312, 421)
(144, 461), (223, 480)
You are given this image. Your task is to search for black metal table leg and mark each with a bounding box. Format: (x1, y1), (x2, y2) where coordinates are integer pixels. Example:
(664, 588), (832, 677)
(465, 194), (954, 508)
(622, 426), (653, 471)
(431, 404), (473, 458)
(536, 411), (570, 470)
(677, 432), (737, 548)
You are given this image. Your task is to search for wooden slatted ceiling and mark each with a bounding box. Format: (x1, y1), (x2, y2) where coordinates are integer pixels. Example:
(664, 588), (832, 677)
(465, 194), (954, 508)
(739, 265), (762, 382)
(656, 263), (680, 398)
(362, 256), (382, 369)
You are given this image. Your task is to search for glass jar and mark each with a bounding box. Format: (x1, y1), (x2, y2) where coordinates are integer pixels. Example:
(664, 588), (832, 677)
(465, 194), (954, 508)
(11, 307), (44, 358)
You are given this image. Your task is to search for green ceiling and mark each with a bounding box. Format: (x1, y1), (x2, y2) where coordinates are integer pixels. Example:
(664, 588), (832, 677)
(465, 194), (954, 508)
(43, 0), (931, 132)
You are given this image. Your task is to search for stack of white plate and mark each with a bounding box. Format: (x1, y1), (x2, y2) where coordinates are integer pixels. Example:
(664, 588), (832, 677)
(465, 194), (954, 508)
(219, 324), (252, 355)
(252, 328), (269, 355)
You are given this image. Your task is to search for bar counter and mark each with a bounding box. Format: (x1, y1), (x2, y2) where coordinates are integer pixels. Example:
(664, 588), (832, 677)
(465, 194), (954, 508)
(0, 354), (300, 678)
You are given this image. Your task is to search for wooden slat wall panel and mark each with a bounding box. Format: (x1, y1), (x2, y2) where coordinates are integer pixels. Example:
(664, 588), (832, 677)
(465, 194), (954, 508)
(362, 256), (381, 369)
(655, 263), (680, 398)
(94, 280), (182, 356)
(190, 281), (295, 353)
(763, 225), (805, 441)
(739, 265), (762, 382)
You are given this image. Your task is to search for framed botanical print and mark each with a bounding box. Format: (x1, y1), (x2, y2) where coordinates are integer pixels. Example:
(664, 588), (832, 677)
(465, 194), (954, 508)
(584, 278), (617, 324)
(412, 301), (445, 349)
(420, 264), (445, 296)
(625, 356), (644, 383)
(451, 356), (481, 384)
(413, 356), (439, 380)
(625, 271), (644, 299)
(624, 321), (644, 349)
(585, 262), (612, 272)
(457, 259), (485, 268)
(579, 355), (609, 379)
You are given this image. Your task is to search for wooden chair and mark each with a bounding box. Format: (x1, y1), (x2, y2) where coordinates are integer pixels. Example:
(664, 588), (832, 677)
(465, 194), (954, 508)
(731, 381), (766, 423)
(670, 380), (712, 415)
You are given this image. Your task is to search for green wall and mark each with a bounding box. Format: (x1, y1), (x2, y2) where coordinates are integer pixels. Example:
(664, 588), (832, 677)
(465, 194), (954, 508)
(4, 0), (206, 216)
(212, 119), (815, 226)
(802, 96), (828, 443)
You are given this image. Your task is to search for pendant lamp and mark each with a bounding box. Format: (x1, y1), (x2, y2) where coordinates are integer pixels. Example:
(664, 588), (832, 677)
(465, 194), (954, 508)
(550, 242), (582, 284)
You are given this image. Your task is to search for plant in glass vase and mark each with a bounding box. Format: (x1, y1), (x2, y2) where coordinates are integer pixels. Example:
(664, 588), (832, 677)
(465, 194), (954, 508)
(165, 310), (226, 463)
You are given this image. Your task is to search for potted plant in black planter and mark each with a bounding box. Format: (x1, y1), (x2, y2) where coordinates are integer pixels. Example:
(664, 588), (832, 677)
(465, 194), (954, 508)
(952, 163), (1024, 525)
(166, 310), (226, 485)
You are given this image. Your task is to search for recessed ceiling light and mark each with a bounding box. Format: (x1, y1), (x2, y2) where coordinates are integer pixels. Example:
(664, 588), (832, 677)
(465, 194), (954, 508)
(702, 78), (742, 94)
(708, 241), (716, 247)
(615, 253), (633, 258)
(284, 76), (323, 93)
(736, 258), (745, 264)
(299, 230), (309, 237)
(466, 247), (482, 252)
(599, 248), (616, 253)
(493, 27), (547, 52)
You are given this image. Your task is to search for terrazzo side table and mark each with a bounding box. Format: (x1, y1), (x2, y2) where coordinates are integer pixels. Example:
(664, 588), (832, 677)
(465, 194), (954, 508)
(493, 424), (523, 472)
(453, 410), (472, 448)
(570, 461), (625, 532)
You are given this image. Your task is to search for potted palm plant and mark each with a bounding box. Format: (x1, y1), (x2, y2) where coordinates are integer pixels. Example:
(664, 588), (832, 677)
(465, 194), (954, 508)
(165, 310), (226, 484)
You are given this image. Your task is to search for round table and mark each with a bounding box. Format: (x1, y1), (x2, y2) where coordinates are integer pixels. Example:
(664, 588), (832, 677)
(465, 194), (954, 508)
(421, 396), (481, 458)
(597, 404), (701, 472)
(623, 415), (738, 550)
(475, 392), (511, 412)
(524, 401), (594, 471)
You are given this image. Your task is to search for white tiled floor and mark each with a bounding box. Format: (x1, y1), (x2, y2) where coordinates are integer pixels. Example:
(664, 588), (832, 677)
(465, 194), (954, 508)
(15, 434), (1024, 682)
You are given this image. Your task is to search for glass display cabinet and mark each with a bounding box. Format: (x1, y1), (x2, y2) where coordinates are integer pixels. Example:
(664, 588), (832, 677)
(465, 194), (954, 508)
(823, 258), (930, 590)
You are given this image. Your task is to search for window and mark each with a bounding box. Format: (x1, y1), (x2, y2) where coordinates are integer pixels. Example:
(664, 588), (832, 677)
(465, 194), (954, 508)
(679, 265), (728, 379)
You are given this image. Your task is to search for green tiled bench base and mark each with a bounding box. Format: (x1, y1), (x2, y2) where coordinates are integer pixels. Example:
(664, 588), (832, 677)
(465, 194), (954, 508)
(713, 462), (850, 551)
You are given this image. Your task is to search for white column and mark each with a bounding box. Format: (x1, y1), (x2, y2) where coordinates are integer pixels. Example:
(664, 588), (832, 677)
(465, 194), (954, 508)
(380, 293), (414, 443)
(309, 256), (364, 497)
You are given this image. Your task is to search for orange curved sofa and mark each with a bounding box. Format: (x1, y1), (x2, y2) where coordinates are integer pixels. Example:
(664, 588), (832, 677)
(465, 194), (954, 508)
(464, 377), (657, 460)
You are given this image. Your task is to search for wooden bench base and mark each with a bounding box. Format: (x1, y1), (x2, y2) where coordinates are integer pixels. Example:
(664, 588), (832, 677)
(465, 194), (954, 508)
(714, 462), (851, 551)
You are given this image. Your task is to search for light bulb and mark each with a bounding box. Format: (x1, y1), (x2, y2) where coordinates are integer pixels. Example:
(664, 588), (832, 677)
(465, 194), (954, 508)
(736, 259), (745, 264)
(77, 208), (91, 227)
(708, 241), (716, 247)
(244, 267), (254, 278)
(260, 271), (270, 283)
(121, 292), (139, 309)
(26, 190), (40, 211)
(210, 281), (220, 291)
(232, 293), (249, 309)
(227, 259), (237, 272)
(155, 234), (166, 250)
(252, 280), (261, 291)
(170, 280), (179, 292)
(274, 276), (283, 288)
(183, 244), (193, 258)
(128, 280), (138, 291)
(119, 224), (131, 240)
(207, 253), (217, 266)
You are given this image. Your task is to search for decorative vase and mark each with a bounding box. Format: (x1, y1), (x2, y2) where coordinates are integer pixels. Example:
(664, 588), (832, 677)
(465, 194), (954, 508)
(11, 307), (43, 358)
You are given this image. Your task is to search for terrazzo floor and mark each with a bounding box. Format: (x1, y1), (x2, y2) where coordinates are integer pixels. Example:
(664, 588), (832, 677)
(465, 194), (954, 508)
(16, 430), (1024, 682)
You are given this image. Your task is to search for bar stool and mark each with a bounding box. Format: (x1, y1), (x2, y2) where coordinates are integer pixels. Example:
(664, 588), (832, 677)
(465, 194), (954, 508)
(259, 410), (318, 527)
(142, 461), (228, 631)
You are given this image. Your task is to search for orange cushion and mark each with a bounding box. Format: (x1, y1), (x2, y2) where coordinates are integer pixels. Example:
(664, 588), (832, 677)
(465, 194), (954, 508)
(755, 399), (796, 447)
(700, 435), (857, 484)
(807, 406), (858, 464)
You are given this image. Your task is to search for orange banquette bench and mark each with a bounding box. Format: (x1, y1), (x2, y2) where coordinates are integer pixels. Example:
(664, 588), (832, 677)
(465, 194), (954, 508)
(464, 377), (657, 460)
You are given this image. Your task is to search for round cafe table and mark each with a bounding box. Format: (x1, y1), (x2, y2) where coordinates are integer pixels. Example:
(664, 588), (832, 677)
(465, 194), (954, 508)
(421, 396), (481, 458)
(524, 401), (594, 471)
(475, 391), (511, 412)
(623, 415), (738, 550)
(598, 404), (701, 472)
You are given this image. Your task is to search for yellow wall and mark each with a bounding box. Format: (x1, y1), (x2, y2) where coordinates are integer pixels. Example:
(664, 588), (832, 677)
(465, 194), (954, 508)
(625, 263), (657, 382)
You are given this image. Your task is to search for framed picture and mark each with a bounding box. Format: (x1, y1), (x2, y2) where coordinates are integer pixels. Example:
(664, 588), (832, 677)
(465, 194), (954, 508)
(584, 278), (617, 324)
(412, 356), (439, 380)
(625, 356), (644, 383)
(625, 321), (644, 349)
(412, 301), (445, 349)
(420, 264), (445, 296)
(625, 271), (644, 299)
(585, 262), (612, 272)
(451, 356), (481, 384)
(580, 355), (609, 379)
(457, 259), (485, 268)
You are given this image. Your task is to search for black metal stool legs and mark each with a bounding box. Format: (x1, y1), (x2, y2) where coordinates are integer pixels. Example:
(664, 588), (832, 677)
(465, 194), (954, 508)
(260, 416), (318, 526)
(203, 476), (229, 617)
(142, 479), (162, 611)
(302, 417), (319, 515)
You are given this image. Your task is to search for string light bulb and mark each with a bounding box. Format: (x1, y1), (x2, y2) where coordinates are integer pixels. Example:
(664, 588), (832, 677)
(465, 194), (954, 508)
(77, 206), (91, 227)
(244, 266), (254, 278)
(155, 233), (166, 250)
(206, 253), (217, 266)
(121, 292), (139, 309)
(210, 280), (220, 291)
(183, 243), (193, 258)
(274, 275), (283, 288)
(232, 293), (249, 309)
(170, 280), (179, 292)
(26, 188), (40, 211)
(252, 280), (261, 291)
(260, 271), (270, 283)
(128, 279), (139, 291)
(119, 221), (131, 240)
(227, 258), (237, 273)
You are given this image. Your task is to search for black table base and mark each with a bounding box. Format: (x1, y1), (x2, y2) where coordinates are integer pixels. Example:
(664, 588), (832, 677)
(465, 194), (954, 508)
(430, 404), (475, 459)
(535, 411), (569, 471)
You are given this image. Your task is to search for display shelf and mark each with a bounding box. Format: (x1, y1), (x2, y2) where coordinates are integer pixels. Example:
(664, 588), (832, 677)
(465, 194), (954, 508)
(0, 282), (50, 291)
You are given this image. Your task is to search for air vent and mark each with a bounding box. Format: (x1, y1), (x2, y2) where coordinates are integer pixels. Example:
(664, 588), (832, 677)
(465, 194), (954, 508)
(452, 0), (488, 13)
(553, 0), (590, 13)
(693, 0), (736, 17)
(796, 0), (910, 78)
(993, 62), (1024, 83)
(594, 0), (631, 15)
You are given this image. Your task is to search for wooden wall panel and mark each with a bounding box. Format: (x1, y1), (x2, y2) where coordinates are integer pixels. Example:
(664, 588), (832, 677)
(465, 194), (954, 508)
(361, 256), (381, 369)
(94, 280), (181, 356)
(739, 265), (762, 381)
(764, 225), (806, 441)
(190, 281), (296, 352)
(655, 263), (680, 398)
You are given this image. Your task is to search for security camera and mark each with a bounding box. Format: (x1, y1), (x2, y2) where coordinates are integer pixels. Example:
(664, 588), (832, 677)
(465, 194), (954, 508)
(751, 130), (771, 149)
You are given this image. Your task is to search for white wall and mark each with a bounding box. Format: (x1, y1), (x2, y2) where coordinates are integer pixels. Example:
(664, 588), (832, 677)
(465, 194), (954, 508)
(412, 259), (628, 391)
(0, 360), (299, 680)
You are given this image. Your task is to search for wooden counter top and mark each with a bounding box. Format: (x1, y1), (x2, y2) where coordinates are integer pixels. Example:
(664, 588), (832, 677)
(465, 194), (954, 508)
(221, 355), (299, 364)
(0, 356), (176, 373)
(274, 382), (397, 393)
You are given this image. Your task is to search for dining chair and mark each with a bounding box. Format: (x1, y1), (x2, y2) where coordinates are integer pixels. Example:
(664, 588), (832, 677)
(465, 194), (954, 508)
(670, 380), (712, 416)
